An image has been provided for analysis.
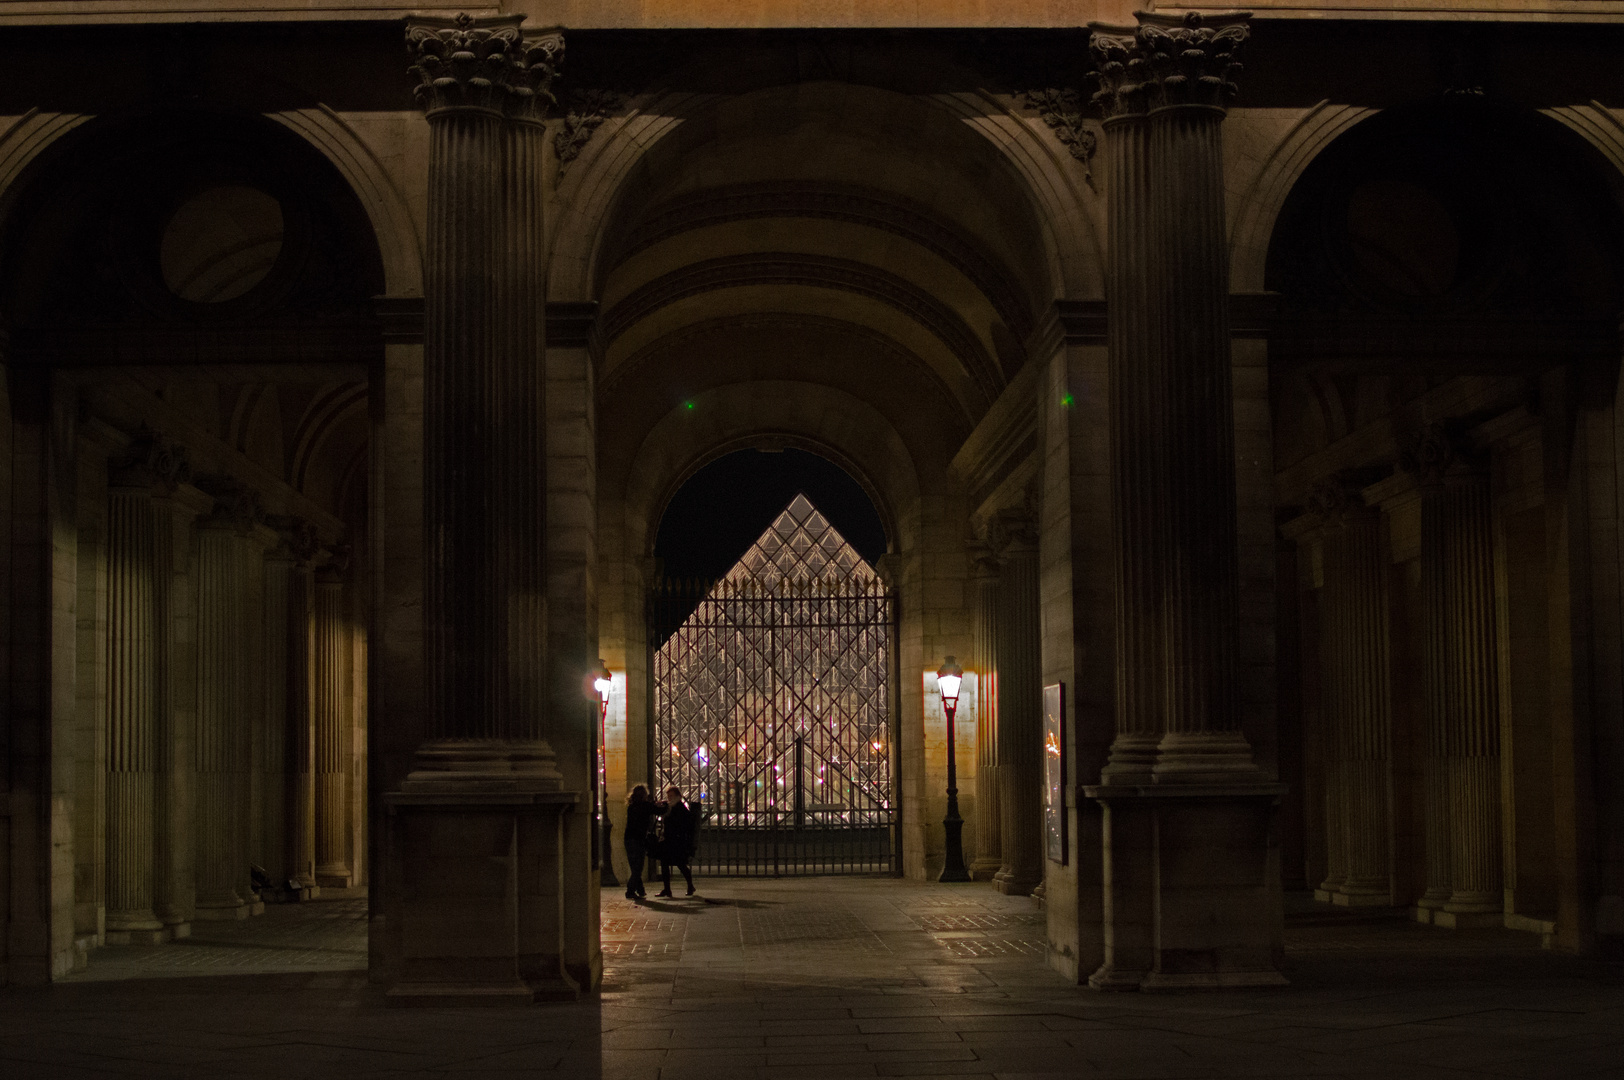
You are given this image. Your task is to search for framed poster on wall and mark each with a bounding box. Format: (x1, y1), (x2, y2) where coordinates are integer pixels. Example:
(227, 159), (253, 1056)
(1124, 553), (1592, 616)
(1043, 682), (1065, 864)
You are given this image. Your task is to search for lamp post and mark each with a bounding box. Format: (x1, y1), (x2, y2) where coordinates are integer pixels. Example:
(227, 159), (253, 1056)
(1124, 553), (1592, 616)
(593, 659), (618, 888)
(937, 656), (971, 882)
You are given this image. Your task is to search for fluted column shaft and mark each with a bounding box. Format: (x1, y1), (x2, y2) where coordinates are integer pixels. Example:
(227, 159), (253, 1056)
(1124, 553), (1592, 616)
(1442, 474), (1501, 914)
(1320, 507), (1392, 903)
(289, 561), (317, 887)
(969, 552), (1002, 880)
(1418, 485), (1453, 910)
(238, 533), (267, 908)
(260, 550), (294, 887)
(1094, 14), (1259, 782)
(995, 534), (1044, 895)
(413, 22), (558, 763)
(105, 483), (162, 937)
(314, 566), (351, 886)
(194, 519), (246, 918)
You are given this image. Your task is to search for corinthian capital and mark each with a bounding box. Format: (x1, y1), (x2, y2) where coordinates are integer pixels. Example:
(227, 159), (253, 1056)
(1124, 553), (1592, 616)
(1089, 11), (1251, 120)
(407, 13), (525, 116)
(509, 31), (565, 125)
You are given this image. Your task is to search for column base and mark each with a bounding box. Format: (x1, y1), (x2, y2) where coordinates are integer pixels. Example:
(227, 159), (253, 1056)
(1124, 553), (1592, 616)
(968, 857), (1002, 881)
(1085, 782), (1289, 992)
(995, 873), (1042, 897)
(316, 868), (354, 889)
(164, 921), (191, 940)
(194, 898), (249, 921)
(105, 927), (170, 946)
(384, 746), (580, 1008)
(1431, 909), (1504, 930)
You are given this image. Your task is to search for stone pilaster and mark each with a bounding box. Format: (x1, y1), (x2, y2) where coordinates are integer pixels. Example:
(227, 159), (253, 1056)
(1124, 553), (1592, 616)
(387, 15), (578, 1005)
(1439, 469), (1502, 926)
(993, 514), (1043, 896)
(103, 458), (164, 944)
(968, 545), (1002, 881)
(1084, 11), (1286, 991)
(1313, 484), (1392, 906)
(315, 560), (352, 888)
(192, 495), (249, 920)
(239, 525), (272, 914)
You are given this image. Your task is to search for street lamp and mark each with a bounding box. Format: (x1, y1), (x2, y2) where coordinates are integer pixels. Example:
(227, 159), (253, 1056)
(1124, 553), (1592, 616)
(937, 656), (970, 882)
(593, 659), (618, 888)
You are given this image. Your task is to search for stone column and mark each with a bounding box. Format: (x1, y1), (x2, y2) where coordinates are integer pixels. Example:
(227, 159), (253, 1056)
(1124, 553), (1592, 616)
(387, 16), (578, 1005)
(1315, 488), (1392, 906)
(968, 545), (1002, 881)
(288, 545), (319, 892)
(260, 542), (296, 891)
(1439, 468), (1503, 927)
(1084, 12), (1286, 991)
(993, 515), (1043, 896)
(192, 498), (248, 920)
(103, 461), (164, 944)
(315, 560), (352, 888)
(1417, 477), (1453, 917)
(153, 481), (206, 938)
(238, 526), (271, 914)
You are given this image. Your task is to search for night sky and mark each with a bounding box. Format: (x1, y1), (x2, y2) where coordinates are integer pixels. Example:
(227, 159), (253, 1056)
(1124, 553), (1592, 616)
(653, 448), (889, 583)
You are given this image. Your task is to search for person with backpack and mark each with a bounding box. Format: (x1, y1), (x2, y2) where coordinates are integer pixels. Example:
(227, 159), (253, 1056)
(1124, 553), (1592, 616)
(623, 784), (656, 901)
(655, 785), (697, 897)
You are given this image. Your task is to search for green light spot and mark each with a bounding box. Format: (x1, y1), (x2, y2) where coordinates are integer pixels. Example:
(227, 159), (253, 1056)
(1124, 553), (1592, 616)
(1060, 393), (1075, 407)
(683, 400), (696, 411)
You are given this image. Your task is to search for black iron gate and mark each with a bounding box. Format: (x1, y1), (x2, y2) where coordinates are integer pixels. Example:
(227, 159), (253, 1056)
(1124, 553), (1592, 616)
(649, 495), (898, 876)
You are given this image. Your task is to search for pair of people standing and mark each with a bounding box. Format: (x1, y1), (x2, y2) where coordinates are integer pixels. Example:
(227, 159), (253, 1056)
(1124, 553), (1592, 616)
(623, 784), (697, 899)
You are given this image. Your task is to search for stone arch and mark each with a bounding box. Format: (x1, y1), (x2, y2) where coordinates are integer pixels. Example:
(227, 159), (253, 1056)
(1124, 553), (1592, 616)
(268, 106), (424, 297)
(0, 109), (94, 217)
(549, 81), (1100, 308)
(1229, 101), (1378, 293)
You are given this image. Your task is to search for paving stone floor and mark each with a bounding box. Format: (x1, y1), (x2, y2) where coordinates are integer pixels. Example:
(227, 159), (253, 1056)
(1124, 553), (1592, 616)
(3, 878), (1622, 1079)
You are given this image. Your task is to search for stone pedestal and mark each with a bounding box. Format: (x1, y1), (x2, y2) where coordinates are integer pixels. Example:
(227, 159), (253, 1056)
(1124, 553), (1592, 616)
(385, 766), (579, 1005)
(1087, 784), (1288, 990)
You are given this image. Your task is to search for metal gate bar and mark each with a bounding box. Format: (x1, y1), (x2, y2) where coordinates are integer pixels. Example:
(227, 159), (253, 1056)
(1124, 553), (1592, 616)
(648, 496), (898, 877)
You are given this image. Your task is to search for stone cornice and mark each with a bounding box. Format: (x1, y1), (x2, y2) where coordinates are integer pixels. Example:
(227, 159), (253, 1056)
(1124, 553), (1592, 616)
(1088, 11), (1252, 121)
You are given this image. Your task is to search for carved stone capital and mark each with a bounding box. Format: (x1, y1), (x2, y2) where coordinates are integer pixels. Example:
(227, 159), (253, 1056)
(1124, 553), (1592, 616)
(195, 476), (263, 533)
(1089, 11), (1251, 121)
(990, 505), (1040, 555)
(1400, 423), (1486, 490)
(1304, 475), (1377, 531)
(109, 426), (190, 493)
(510, 30), (565, 125)
(407, 13), (526, 117)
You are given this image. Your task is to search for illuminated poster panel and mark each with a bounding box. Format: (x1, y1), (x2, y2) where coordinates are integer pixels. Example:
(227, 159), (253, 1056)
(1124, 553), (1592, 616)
(1043, 682), (1065, 865)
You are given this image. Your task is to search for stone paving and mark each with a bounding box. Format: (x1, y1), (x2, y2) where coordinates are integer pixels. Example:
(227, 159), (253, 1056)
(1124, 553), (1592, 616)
(2, 878), (1621, 1079)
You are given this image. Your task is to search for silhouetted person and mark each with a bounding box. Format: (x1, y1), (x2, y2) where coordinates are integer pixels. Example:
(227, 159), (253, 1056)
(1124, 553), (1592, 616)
(623, 784), (655, 900)
(656, 785), (697, 897)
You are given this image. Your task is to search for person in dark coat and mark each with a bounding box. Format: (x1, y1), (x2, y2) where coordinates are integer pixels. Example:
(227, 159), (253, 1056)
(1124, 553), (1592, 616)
(655, 785), (697, 897)
(623, 784), (656, 900)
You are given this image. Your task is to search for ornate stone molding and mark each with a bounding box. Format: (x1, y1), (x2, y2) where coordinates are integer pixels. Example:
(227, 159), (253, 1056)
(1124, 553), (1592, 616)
(1304, 475), (1377, 531)
(407, 14), (525, 117)
(195, 476), (263, 533)
(555, 88), (627, 181)
(1016, 89), (1099, 192)
(1089, 11), (1251, 121)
